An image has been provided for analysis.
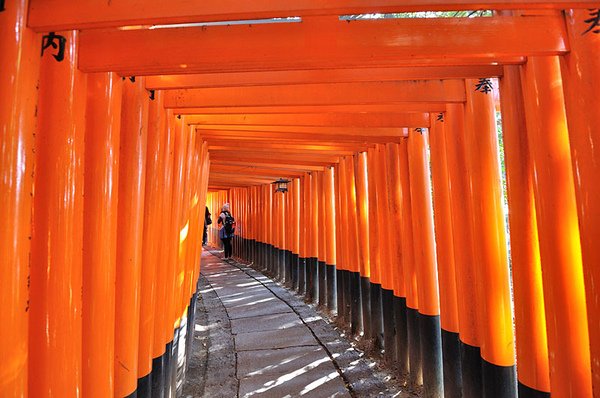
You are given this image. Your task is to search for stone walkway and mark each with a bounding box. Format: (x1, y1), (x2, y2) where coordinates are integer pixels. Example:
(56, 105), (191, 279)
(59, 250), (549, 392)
(183, 250), (413, 398)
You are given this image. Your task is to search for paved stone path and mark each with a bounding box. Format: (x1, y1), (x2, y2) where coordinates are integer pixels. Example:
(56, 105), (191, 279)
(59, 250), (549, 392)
(183, 250), (414, 398)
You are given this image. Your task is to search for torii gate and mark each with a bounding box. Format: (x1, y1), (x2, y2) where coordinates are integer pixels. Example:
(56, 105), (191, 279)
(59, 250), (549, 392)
(2, 2), (600, 398)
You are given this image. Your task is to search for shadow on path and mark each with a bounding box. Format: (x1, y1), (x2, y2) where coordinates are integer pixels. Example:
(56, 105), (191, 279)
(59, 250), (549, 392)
(183, 249), (416, 398)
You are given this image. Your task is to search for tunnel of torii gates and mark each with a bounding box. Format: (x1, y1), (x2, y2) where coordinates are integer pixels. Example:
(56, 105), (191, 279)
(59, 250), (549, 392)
(2, 1), (600, 398)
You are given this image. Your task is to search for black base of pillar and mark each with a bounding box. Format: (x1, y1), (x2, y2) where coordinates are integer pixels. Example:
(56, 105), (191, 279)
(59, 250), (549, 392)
(336, 269), (345, 323)
(360, 277), (371, 339)
(394, 296), (408, 374)
(163, 339), (174, 397)
(278, 248), (285, 281)
(441, 329), (462, 398)
(442, 329), (462, 397)
(350, 271), (362, 336)
(186, 293), (198, 368)
(151, 352), (166, 398)
(298, 257), (307, 295)
(483, 359), (517, 398)
(167, 328), (179, 398)
(382, 288), (396, 361)
(137, 373), (152, 398)
(419, 313), (443, 398)
(292, 253), (299, 291)
(460, 341), (483, 398)
(518, 382), (551, 398)
(250, 239), (256, 264)
(407, 307), (422, 387)
(269, 245), (275, 276)
(327, 265), (337, 313)
(285, 250), (293, 287)
(125, 390), (138, 398)
(306, 257), (318, 303)
(258, 242), (264, 271)
(370, 283), (384, 351)
(318, 261), (327, 307)
(343, 270), (352, 326)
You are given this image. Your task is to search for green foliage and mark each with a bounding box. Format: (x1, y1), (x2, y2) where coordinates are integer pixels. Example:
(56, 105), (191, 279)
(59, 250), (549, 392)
(341, 10), (492, 20)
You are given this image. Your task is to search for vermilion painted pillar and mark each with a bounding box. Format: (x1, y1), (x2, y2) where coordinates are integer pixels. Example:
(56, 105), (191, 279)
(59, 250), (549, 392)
(285, 178), (294, 286)
(301, 174), (310, 296)
(137, 89), (166, 396)
(464, 78), (516, 398)
(398, 138), (422, 387)
(374, 145), (396, 361)
(82, 72), (122, 398)
(0, 1), (40, 395)
(335, 162), (349, 323)
(114, 77), (149, 398)
(345, 156), (362, 336)
(521, 56), (592, 398)
(408, 130), (443, 398)
(324, 168), (337, 313)
(366, 148), (384, 349)
(428, 113), (463, 397)
(317, 171), (328, 305)
(499, 65), (549, 397)
(152, 103), (174, 398)
(308, 171), (319, 303)
(279, 182), (287, 281)
(560, 11), (600, 395)
(386, 143), (409, 372)
(164, 115), (188, 397)
(333, 164), (346, 319)
(293, 178), (301, 292)
(444, 104), (482, 398)
(30, 30), (87, 397)
(355, 152), (371, 339)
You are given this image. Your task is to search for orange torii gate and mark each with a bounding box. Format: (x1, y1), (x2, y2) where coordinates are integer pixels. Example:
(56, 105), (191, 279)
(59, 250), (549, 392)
(2, 1), (600, 398)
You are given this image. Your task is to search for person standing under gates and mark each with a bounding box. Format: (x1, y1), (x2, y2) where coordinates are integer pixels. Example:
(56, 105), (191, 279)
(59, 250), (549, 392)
(218, 203), (236, 259)
(203, 206), (212, 245)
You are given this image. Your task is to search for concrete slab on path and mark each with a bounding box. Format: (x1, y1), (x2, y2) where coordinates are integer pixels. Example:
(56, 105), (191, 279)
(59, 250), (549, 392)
(235, 324), (318, 351)
(231, 312), (303, 334)
(239, 364), (351, 398)
(226, 299), (293, 320)
(237, 345), (334, 378)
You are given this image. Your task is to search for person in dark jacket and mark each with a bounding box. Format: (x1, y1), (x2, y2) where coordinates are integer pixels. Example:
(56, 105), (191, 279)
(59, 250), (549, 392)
(203, 206), (211, 245)
(217, 203), (235, 259)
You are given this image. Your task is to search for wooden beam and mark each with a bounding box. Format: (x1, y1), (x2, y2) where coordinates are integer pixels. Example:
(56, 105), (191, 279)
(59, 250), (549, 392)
(199, 131), (396, 143)
(208, 145), (357, 156)
(207, 140), (370, 153)
(185, 112), (429, 128)
(209, 173), (280, 183)
(210, 164), (306, 177)
(29, 0), (596, 31)
(165, 81), (465, 108)
(195, 124), (413, 136)
(145, 66), (503, 89)
(78, 16), (563, 74)
(177, 104), (448, 114)
(211, 160), (326, 172)
(209, 152), (339, 165)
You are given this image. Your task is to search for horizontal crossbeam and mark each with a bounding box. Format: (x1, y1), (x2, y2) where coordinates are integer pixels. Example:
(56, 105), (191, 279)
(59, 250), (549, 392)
(165, 81), (464, 108)
(211, 160), (326, 172)
(186, 113), (429, 128)
(195, 124), (413, 137)
(198, 131), (398, 143)
(78, 16), (563, 74)
(177, 104), (448, 114)
(145, 66), (503, 89)
(29, 0), (596, 31)
(209, 152), (339, 166)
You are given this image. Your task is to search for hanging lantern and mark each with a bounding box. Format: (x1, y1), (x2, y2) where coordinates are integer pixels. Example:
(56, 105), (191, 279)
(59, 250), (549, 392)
(273, 178), (290, 193)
